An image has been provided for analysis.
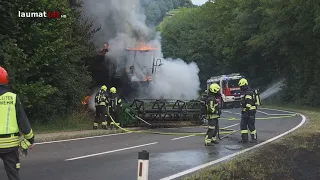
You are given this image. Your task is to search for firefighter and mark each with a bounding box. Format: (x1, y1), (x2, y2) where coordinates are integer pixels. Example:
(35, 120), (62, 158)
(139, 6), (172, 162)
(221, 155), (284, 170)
(94, 85), (109, 129)
(204, 83), (222, 146)
(109, 87), (123, 130)
(0, 66), (34, 180)
(238, 78), (257, 143)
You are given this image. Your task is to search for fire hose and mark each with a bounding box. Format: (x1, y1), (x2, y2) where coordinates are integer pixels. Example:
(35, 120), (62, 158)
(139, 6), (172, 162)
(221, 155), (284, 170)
(107, 113), (237, 140)
(106, 112), (298, 140)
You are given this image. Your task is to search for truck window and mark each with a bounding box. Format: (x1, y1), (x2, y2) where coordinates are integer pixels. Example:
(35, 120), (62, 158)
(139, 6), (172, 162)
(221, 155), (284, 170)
(222, 80), (227, 89)
(227, 79), (239, 88)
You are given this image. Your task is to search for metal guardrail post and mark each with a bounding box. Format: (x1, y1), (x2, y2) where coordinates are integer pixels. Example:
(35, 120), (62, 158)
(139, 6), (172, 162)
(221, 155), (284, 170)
(137, 150), (149, 180)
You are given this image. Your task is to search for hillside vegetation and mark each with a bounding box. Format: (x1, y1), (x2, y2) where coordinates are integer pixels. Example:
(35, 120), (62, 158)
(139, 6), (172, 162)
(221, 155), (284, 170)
(0, 0), (194, 125)
(159, 0), (320, 107)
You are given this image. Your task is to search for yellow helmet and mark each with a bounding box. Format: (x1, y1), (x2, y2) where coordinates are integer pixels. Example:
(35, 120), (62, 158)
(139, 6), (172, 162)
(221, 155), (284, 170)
(110, 87), (116, 93)
(238, 78), (248, 87)
(101, 85), (107, 91)
(209, 83), (220, 93)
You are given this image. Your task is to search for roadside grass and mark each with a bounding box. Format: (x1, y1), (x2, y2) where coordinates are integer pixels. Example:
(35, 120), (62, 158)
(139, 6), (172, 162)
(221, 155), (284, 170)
(183, 105), (320, 180)
(32, 110), (95, 134)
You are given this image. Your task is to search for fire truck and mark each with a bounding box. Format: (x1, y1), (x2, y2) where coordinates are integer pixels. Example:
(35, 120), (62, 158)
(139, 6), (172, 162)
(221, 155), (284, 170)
(206, 73), (244, 108)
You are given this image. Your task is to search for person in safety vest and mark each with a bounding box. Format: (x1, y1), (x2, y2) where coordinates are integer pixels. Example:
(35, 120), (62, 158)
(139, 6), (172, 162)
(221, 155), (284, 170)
(94, 85), (109, 129)
(238, 78), (257, 143)
(0, 66), (34, 180)
(108, 87), (122, 130)
(204, 83), (222, 146)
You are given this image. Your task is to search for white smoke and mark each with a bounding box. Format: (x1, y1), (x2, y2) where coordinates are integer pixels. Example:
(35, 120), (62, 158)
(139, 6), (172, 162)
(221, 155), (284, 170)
(260, 79), (285, 100)
(82, 0), (201, 100)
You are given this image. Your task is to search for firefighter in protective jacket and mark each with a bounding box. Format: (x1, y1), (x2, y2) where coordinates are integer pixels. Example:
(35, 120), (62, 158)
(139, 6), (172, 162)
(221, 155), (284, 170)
(238, 78), (257, 143)
(204, 83), (222, 146)
(94, 85), (109, 129)
(0, 66), (34, 180)
(109, 87), (122, 129)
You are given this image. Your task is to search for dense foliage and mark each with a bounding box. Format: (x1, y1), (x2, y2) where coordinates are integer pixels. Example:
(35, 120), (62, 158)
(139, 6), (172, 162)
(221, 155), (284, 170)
(0, 0), (97, 122)
(158, 0), (320, 106)
(0, 0), (196, 123)
(142, 0), (195, 26)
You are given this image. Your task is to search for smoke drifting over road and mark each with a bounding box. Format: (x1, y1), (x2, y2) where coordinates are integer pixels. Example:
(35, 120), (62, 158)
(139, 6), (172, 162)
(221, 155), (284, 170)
(82, 0), (201, 101)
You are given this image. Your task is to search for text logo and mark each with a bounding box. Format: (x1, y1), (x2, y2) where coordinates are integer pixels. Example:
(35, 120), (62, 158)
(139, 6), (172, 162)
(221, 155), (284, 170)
(18, 11), (67, 19)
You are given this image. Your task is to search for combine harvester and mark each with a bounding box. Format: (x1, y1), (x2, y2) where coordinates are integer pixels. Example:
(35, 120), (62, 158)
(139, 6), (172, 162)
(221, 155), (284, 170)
(84, 42), (207, 128)
(85, 42), (236, 139)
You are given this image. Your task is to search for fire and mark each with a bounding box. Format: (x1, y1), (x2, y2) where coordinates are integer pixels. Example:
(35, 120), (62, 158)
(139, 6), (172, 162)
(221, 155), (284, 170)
(127, 42), (157, 51)
(82, 96), (90, 105)
(143, 76), (153, 81)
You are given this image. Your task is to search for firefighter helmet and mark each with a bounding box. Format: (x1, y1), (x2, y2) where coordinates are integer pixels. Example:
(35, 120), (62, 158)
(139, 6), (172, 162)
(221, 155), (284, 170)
(209, 83), (220, 93)
(110, 87), (116, 94)
(100, 85), (107, 91)
(238, 78), (248, 87)
(0, 66), (9, 84)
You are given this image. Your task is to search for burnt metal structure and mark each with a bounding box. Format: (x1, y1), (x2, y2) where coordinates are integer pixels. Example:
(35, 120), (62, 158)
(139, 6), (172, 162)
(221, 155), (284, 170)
(128, 99), (204, 123)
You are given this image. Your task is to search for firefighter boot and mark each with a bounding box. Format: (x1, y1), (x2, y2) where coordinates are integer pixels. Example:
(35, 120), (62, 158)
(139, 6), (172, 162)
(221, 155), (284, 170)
(239, 133), (249, 143)
(250, 133), (257, 143)
(211, 137), (219, 144)
(101, 122), (108, 130)
(93, 123), (98, 130)
(110, 122), (114, 130)
(205, 135), (214, 146)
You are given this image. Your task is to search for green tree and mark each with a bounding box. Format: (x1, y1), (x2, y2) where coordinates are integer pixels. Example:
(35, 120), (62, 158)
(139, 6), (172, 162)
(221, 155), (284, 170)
(0, 0), (97, 122)
(158, 0), (320, 106)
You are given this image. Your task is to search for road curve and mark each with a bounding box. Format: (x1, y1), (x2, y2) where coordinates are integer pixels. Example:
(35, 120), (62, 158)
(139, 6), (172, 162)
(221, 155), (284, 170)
(0, 108), (305, 180)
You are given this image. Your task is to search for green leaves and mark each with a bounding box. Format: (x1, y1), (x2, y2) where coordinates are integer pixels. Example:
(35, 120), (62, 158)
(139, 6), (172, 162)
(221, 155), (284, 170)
(159, 0), (320, 106)
(0, 0), (95, 122)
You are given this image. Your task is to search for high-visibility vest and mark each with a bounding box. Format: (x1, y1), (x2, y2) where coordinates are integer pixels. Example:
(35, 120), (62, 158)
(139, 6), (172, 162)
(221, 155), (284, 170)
(0, 92), (20, 148)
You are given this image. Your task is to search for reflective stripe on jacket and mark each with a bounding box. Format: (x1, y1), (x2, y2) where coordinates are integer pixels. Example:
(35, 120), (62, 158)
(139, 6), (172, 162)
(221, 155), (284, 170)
(0, 92), (20, 148)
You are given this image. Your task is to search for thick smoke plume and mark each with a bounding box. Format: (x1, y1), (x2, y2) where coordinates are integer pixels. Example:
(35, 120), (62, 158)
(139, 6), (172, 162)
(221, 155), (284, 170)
(82, 0), (201, 105)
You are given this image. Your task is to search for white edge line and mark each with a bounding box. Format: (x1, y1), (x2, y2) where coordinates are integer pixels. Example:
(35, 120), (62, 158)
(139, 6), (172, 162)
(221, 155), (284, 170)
(171, 135), (195, 140)
(159, 113), (306, 180)
(34, 132), (132, 145)
(65, 142), (158, 161)
(260, 107), (296, 114)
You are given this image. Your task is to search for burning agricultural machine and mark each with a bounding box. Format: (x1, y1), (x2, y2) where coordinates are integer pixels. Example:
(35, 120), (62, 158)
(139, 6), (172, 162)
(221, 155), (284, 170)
(84, 42), (206, 127)
(90, 42), (163, 101)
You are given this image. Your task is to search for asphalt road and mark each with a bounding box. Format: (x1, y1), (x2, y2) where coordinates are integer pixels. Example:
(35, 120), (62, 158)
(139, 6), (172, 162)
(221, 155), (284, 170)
(0, 108), (303, 180)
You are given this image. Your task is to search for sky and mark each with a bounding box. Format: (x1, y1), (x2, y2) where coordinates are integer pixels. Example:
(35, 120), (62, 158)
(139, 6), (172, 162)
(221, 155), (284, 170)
(191, 0), (207, 5)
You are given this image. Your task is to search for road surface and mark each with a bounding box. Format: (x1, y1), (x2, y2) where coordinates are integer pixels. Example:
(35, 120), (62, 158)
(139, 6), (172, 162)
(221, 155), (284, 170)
(0, 108), (304, 180)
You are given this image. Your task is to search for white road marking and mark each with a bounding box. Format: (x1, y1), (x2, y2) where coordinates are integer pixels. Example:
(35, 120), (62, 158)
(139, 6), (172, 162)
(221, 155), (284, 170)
(257, 110), (296, 116)
(35, 132), (132, 145)
(171, 135), (195, 140)
(260, 107), (296, 114)
(222, 111), (241, 115)
(170, 123), (239, 140)
(159, 113), (306, 180)
(223, 123), (239, 129)
(65, 142), (158, 161)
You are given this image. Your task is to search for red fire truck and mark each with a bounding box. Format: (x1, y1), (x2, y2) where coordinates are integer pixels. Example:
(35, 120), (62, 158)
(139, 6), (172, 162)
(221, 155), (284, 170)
(206, 73), (244, 109)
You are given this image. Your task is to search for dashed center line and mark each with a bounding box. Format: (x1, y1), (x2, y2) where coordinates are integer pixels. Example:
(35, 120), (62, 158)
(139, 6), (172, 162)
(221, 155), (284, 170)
(65, 142), (158, 161)
(171, 135), (195, 140)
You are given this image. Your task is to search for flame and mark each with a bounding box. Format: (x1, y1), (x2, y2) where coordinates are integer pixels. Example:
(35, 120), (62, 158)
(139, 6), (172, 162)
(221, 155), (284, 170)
(82, 96), (90, 105)
(143, 76), (153, 81)
(127, 42), (157, 51)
